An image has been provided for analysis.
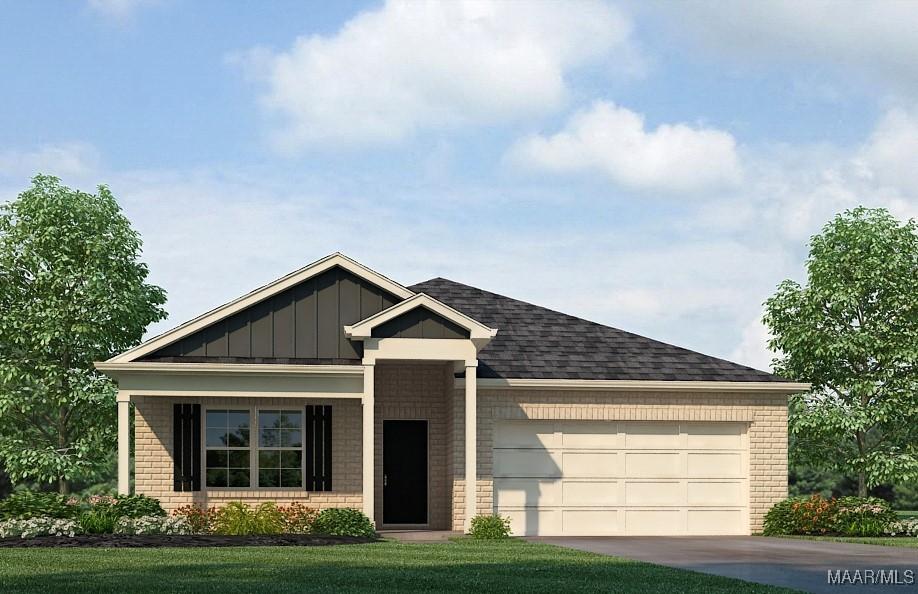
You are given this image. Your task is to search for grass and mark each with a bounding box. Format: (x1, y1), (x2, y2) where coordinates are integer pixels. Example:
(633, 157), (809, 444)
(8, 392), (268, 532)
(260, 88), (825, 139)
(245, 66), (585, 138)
(0, 539), (794, 593)
(779, 535), (918, 548)
(896, 510), (918, 519)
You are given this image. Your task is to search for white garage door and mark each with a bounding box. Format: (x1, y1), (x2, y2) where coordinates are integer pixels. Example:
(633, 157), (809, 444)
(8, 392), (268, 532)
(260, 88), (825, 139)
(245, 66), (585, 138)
(493, 421), (749, 536)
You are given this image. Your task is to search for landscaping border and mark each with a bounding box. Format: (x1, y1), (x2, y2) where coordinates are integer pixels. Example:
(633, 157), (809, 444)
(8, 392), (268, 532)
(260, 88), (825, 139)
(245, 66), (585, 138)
(0, 534), (377, 548)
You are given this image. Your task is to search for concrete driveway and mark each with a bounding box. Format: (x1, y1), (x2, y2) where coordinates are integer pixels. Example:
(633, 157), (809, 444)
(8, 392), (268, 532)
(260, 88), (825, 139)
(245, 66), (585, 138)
(527, 536), (917, 593)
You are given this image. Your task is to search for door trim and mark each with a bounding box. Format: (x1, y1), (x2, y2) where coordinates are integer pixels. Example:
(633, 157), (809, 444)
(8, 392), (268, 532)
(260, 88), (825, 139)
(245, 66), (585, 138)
(381, 419), (430, 528)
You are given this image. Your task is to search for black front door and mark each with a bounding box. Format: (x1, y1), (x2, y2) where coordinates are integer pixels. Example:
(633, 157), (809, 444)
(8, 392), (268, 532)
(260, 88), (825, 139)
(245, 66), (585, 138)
(383, 420), (428, 524)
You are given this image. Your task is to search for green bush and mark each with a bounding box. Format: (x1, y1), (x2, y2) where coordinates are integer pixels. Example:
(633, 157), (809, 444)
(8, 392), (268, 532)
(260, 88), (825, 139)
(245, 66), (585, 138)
(833, 497), (898, 537)
(312, 508), (375, 537)
(469, 514), (512, 539)
(0, 491), (78, 520)
(212, 502), (285, 535)
(110, 494), (165, 518)
(78, 508), (118, 534)
(763, 494), (898, 537)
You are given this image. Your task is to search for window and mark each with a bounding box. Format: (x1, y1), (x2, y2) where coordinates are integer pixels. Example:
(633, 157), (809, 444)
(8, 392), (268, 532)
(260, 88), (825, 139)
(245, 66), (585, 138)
(258, 410), (303, 488)
(205, 410), (251, 488)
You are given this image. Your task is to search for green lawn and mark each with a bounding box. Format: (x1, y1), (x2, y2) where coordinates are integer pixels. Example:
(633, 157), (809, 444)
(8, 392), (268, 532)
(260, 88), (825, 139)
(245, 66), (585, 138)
(780, 535), (918, 548)
(896, 510), (918, 519)
(0, 539), (794, 593)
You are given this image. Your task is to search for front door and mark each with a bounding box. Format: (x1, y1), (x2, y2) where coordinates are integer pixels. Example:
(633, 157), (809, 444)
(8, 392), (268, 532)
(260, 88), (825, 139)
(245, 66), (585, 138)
(383, 420), (428, 524)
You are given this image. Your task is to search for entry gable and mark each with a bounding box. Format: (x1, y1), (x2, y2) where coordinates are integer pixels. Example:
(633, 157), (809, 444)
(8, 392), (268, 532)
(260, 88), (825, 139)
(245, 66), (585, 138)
(344, 293), (498, 348)
(108, 253), (413, 363)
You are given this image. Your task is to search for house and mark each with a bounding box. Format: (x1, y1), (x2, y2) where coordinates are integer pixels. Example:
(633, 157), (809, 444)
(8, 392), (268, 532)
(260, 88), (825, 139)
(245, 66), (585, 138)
(97, 253), (807, 536)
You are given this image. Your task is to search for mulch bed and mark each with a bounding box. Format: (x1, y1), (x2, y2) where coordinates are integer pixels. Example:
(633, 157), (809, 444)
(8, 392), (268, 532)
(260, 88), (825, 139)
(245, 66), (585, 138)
(0, 534), (377, 548)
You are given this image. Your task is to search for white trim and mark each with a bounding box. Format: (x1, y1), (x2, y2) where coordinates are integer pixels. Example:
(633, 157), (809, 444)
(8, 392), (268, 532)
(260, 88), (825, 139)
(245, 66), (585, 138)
(456, 378), (810, 393)
(117, 394), (130, 495)
(344, 293), (497, 344)
(362, 338), (478, 365)
(362, 363), (375, 523)
(464, 364), (477, 532)
(107, 253), (414, 363)
(97, 362), (365, 377)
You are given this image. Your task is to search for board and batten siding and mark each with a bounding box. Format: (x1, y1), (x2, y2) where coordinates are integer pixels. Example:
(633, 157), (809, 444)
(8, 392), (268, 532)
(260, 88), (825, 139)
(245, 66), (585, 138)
(372, 307), (471, 339)
(143, 266), (401, 361)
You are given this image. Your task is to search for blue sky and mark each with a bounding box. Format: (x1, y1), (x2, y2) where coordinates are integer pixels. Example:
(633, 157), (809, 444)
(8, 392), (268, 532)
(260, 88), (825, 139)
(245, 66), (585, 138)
(1, 0), (916, 370)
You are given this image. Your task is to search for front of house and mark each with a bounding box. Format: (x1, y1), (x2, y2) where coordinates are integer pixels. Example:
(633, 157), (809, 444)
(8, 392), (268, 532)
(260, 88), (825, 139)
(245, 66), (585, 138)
(98, 253), (807, 536)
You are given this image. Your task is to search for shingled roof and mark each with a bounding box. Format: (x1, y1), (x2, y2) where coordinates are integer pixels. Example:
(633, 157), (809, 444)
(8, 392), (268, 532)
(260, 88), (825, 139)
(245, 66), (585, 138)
(410, 277), (785, 382)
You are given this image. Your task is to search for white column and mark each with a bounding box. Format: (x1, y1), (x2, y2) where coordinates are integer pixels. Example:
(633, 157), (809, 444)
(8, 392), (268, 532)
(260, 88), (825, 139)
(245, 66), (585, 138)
(464, 361), (477, 531)
(117, 391), (131, 495)
(362, 363), (375, 524)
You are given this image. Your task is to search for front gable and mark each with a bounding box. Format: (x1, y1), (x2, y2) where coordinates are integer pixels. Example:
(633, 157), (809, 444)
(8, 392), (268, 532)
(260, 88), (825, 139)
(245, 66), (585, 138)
(144, 266), (403, 362)
(109, 253), (414, 364)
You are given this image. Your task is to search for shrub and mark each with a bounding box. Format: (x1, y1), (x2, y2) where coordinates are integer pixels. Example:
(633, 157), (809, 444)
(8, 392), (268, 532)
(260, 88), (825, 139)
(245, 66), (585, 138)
(110, 495), (165, 519)
(0, 491), (79, 520)
(763, 495), (837, 536)
(887, 518), (918, 537)
(833, 497), (898, 537)
(212, 502), (285, 535)
(172, 505), (216, 534)
(0, 517), (80, 539)
(280, 502), (319, 534)
(115, 515), (191, 535)
(78, 508), (119, 534)
(764, 495), (900, 537)
(312, 508), (375, 537)
(469, 514), (512, 539)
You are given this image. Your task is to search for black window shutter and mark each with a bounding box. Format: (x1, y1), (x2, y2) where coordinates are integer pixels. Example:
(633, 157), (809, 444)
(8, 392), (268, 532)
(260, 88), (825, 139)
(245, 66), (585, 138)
(305, 405), (333, 491)
(173, 403), (201, 492)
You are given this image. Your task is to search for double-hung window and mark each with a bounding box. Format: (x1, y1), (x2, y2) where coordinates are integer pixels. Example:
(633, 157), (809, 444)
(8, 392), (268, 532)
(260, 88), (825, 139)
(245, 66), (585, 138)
(258, 410), (304, 488)
(205, 410), (251, 488)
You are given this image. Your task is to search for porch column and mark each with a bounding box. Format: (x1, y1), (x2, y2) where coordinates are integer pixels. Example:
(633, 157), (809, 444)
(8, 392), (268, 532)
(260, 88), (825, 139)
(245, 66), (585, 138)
(117, 391), (130, 495)
(362, 363), (375, 523)
(464, 361), (477, 531)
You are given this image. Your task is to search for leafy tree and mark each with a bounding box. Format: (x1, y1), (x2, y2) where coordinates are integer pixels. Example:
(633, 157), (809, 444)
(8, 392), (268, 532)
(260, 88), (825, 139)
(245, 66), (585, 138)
(765, 207), (917, 497)
(0, 175), (166, 493)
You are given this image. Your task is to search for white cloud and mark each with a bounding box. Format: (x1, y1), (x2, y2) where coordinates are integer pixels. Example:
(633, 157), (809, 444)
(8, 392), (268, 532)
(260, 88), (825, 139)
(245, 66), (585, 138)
(650, 0), (918, 89)
(87, 0), (157, 22)
(507, 100), (742, 192)
(232, 0), (641, 150)
(730, 315), (776, 372)
(0, 142), (100, 179)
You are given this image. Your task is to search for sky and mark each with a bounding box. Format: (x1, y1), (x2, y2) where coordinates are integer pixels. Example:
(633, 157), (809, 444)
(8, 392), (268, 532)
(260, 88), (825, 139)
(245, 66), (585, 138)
(1, 0), (916, 371)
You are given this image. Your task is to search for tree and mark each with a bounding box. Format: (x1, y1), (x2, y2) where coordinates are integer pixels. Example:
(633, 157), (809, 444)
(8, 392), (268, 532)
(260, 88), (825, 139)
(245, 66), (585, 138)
(764, 207), (918, 497)
(0, 175), (166, 493)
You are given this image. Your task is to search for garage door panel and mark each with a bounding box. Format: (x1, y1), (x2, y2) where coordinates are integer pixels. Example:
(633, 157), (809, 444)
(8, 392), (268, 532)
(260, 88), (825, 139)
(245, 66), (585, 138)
(562, 452), (622, 477)
(686, 509), (744, 534)
(560, 422), (621, 448)
(626, 509), (682, 534)
(625, 481), (683, 505)
(623, 422), (680, 449)
(687, 481), (743, 506)
(494, 478), (560, 507)
(562, 480), (620, 506)
(625, 452), (681, 477)
(494, 450), (561, 477)
(492, 421), (749, 536)
(504, 509), (560, 537)
(685, 423), (744, 449)
(562, 510), (620, 535)
(687, 452), (743, 478)
(495, 421), (557, 449)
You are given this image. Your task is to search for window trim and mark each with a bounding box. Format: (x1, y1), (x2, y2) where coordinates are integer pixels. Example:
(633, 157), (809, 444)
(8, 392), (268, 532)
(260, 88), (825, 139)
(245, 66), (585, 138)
(202, 405), (323, 492)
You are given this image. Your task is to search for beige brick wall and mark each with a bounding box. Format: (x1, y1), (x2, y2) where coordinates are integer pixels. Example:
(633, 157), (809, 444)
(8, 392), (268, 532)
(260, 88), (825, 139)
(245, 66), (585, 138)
(133, 395), (362, 511)
(374, 362), (453, 529)
(449, 389), (788, 533)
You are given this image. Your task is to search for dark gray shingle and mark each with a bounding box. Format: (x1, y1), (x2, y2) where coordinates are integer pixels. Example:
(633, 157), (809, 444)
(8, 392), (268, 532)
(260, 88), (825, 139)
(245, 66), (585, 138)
(409, 277), (786, 382)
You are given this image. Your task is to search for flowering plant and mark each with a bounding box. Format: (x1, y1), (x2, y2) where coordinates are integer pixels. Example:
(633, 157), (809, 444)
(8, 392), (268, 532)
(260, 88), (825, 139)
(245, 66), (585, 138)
(279, 502), (319, 534)
(172, 505), (217, 534)
(0, 517), (80, 539)
(115, 515), (191, 535)
(886, 518), (918, 538)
